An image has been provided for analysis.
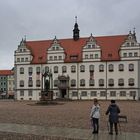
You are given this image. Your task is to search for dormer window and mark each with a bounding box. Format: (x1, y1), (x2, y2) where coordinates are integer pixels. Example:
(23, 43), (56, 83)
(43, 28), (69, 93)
(127, 42), (130, 47)
(52, 47), (55, 50)
(131, 42), (134, 46)
(88, 45), (91, 48)
(70, 55), (78, 60)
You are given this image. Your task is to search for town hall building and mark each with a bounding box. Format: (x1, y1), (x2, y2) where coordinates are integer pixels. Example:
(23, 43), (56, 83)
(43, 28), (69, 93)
(14, 20), (140, 101)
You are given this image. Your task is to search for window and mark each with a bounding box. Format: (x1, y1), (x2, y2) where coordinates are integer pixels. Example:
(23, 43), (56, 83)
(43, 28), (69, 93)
(20, 80), (24, 87)
(62, 66), (67, 73)
(71, 65), (76, 73)
(129, 53), (132, 57)
(88, 44), (91, 48)
(17, 58), (20, 62)
(70, 55), (78, 60)
(99, 64), (104, 72)
(89, 79), (94, 86)
(20, 90), (24, 96)
(130, 91), (136, 97)
(49, 56), (53, 60)
(110, 91), (116, 97)
(59, 56), (62, 60)
(54, 66), (58, 73)
(99, 79), (104, 86)
(28, 67), (33, 75)
(80, 79), (85, 86)
(71, 79), (76, 87)
(28, 80), (33, 87)
(54, 80), (58, 87)
(95, 54), (98, 59)
(90, 91), (97, 97)
(89, 65), (94, 72)
(128, 78), (134, 86)
(81, 91), (87, 96)
(100, 91), (106, 97)
(120, 91), (126, 97)
(85, 54), (88, 59)
(20, 67), (24, 74)
(134, 52), (138, 57)
(118, 78), (124, 86)
(123, 53), (127, 57)
(36, 80), (41, 87)
(129, 64), (134, 71)
(90, 54), (93, 59)
(25, 58), (28, 62)
(108, 64), (114, 72)
(108, 79), (114, 86)
(36, 67), (40, 74)
(127, 42), (130, 47)
(54, 56), (57, 60)
(72, 92), (78, 97)
(119, 64), (124, 71)
(28, 90), (32, 96)
(80, 65), (85, 72)
(131, 42), (134, 46)
(21, 58), (24, 62)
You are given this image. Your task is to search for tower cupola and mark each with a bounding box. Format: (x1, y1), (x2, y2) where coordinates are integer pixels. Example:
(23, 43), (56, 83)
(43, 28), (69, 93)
(73, 16), (80, 41)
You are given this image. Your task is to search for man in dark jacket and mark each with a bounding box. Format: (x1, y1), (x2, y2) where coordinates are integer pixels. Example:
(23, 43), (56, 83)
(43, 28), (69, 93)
(106, 100), (120, 135)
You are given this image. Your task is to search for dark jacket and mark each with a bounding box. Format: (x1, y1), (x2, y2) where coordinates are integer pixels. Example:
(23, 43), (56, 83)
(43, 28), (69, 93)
(106, 103), (120, 123)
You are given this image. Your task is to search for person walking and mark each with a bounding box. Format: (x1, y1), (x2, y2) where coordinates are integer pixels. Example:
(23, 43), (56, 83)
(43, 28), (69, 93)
(90, 98), (100, 134)
(106, 100), (120, 135)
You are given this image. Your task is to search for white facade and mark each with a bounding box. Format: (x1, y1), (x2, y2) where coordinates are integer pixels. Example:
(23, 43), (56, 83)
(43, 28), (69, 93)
(14, 32), (140, 101)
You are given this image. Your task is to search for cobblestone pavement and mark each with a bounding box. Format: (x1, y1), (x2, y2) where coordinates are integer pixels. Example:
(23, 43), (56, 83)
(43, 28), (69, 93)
(0, 123), (140, 140)
(0, 100), (140, 139)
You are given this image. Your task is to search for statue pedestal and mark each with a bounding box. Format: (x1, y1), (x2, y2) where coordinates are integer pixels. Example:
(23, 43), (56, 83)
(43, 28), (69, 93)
(40, 90), (53, 101)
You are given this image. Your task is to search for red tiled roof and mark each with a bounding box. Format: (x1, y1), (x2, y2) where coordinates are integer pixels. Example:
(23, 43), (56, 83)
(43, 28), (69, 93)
(26, 35), (127, 64)
(0, 70), (14, 76)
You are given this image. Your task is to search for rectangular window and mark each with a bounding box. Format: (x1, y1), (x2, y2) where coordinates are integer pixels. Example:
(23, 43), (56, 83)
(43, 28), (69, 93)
(90, 91), (97, 97)
(95, 54), (98, 59)
(120, 91), (126, 97)
(123, 53), (127, 57)
(110, 91), (116, 97)
(72, 92), (78, 97)
(100, 91), (106, 97)
(81, 91), (87, 96)
(28, 90), (33, 96)
(20, 90), (24, 96)
(130, 91), (136, 97)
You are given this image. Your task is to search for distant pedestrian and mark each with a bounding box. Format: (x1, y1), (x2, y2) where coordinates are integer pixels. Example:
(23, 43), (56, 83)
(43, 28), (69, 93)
(90, 98), (100, 134)
(106, 100), (120, 135)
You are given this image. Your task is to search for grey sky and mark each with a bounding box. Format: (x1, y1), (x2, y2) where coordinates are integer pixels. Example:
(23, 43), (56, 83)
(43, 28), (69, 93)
(0, 0), (140, 69)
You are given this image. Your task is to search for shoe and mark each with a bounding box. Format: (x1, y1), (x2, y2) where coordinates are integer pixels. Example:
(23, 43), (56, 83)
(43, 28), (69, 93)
(92, 131), (97, 134)
(116, 132), (118, 135)
(109, 132), (113, 135)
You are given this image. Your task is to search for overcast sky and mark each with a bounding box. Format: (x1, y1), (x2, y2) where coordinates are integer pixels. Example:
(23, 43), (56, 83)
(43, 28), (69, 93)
(0, 0), (140, 69)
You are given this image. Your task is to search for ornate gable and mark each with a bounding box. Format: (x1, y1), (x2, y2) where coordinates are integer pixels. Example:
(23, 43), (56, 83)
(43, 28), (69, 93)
(121, 30), (139, 47)
(48, 36), (64, 51)
(84, 34), (100, 49)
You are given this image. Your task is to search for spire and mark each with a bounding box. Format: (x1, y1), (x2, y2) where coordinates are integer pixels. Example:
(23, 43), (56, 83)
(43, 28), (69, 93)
(73, 16), (80, 41)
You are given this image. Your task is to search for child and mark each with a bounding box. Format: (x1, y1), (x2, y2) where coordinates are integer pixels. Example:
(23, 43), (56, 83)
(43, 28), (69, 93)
(90, 98), (100, 134)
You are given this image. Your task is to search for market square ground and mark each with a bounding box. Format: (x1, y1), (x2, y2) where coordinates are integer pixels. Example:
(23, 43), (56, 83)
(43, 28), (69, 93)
(0, 100), (139, 139)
